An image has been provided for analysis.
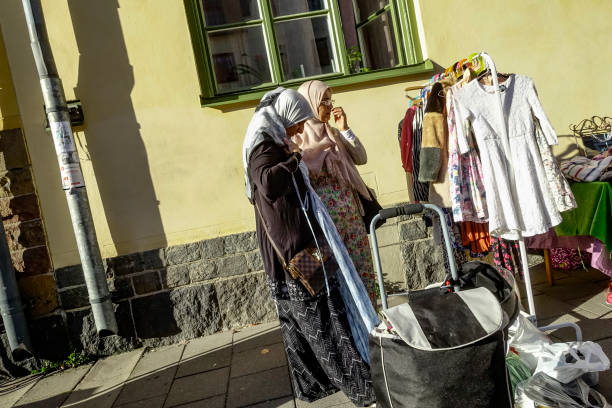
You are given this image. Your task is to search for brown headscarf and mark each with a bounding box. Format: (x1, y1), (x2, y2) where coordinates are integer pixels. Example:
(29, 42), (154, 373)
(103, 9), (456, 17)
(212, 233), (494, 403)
(294, 80), (370, 198)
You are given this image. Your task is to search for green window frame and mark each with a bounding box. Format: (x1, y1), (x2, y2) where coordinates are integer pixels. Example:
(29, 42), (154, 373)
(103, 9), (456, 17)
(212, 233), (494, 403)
(184, 0), (432, 107)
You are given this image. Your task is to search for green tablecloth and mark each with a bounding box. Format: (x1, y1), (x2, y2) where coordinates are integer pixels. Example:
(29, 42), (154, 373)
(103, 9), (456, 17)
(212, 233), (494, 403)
(555, 182), (612, 251)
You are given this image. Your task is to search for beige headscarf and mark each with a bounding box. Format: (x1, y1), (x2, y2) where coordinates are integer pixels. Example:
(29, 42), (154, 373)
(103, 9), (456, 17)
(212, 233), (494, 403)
(294, 80), (370, 198)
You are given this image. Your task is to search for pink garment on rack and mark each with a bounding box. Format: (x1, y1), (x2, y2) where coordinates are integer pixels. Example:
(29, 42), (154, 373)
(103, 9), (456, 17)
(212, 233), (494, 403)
(525, 229), (612, 277)
(447, 86), (488, 223)
(400, 106), (417, 172)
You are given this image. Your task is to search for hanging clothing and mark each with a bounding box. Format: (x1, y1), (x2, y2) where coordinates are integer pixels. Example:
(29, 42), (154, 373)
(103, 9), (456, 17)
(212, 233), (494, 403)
(420, 79), (456, 208)
(491, 237), (522, 275)
(419, 82), (447, 182)
(434, 208), (468, 270)
(400, 107), (417, 172)
(533, 116), (577, 213)
(459, 221), (492, 256)
(454, 74), (562, 239)
(411, 105), (430, 202)
(447, 85), (488, 223)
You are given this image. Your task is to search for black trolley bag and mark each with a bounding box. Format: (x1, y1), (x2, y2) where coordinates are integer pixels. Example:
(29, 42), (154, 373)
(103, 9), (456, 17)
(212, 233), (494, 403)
(367, 203), (513, 408)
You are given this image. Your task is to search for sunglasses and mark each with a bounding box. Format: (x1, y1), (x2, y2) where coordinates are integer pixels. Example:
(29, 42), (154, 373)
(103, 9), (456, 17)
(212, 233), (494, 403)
(320, 99), (335, 107)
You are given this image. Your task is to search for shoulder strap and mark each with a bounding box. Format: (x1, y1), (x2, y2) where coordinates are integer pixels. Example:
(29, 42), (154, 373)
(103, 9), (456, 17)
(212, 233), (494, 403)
(254, 202), (288, 269)
(291, 174), (330, 295)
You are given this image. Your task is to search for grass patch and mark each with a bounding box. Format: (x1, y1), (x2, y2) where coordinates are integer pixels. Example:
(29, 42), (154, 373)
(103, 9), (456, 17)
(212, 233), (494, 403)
(31, 350), (91, 375)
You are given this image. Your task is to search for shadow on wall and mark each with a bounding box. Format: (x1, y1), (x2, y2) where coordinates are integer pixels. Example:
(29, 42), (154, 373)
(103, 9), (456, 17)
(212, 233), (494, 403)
(556, 134), (584, 160)
(67, 1), (166, 254)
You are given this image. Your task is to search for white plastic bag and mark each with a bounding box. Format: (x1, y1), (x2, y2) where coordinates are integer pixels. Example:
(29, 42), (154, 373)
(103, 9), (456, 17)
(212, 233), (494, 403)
(508, 312), (551, 370)
(522, 372), (611, 408)
(514, 381), (537, 408)
(535, 341), (610, 384)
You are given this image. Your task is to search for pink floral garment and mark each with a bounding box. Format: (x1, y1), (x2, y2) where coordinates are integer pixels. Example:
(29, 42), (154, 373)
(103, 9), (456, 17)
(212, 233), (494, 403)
(310, 169), (377, 307)
(550, 247), (591, 270)
(533, 116), (576, 213)
(446, 86), (488, 223)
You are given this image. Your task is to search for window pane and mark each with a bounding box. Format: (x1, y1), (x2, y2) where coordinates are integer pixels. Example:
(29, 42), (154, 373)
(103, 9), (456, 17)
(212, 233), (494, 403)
(338, 0), (359, 72)
(354, 0), (388, 22)
(208, 26), (272, 92)
(358, 10), (398, 70)
(275, 16), (337, 80)
(271, 0), (326, 17)
(202, 0), (259, 26)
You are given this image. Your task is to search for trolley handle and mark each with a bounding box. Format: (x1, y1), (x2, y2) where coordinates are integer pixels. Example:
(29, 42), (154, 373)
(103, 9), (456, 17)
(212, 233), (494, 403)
(370, 203), (458, 311)
(378, 204), (424, 221)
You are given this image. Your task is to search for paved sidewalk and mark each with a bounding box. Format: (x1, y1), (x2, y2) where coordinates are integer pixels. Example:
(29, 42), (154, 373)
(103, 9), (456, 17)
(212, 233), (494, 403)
(1, 264), (611, 407)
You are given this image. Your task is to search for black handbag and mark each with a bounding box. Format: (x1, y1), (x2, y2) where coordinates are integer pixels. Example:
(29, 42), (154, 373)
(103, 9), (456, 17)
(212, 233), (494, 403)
(359, 188), (385, 231)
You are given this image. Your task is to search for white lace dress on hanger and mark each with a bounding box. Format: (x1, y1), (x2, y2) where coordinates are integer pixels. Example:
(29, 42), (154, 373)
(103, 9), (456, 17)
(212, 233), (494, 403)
(453, 74), (562, 239)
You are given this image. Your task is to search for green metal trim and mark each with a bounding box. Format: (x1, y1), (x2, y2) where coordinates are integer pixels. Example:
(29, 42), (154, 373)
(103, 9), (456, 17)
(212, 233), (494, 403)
(183, 0), (215, 98)
(395, 0), (413, 64)
(355, 4), (390, 28)
(260, 0), (283, 84)
(215, 80), (278, 95)
(328, 0), (349, 74)
(200, 60), (434, 107)
(272, 9), (329, 22)
(389, 1), (406, 65)
(205, 19), (264, 32)
(185, 0), (426, 102)
(404, 0), (424, 63)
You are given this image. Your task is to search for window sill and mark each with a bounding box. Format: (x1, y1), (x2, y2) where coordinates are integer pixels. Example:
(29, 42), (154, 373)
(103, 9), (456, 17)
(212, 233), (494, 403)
(200, 60), (434, 108)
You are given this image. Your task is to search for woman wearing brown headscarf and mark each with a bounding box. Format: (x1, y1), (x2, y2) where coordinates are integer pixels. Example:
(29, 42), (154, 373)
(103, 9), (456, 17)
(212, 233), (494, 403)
(294, 80), (377, 306)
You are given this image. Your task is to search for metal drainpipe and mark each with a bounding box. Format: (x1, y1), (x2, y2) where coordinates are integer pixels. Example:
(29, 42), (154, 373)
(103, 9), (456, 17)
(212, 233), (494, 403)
(0, 220), (32, 360)
(21, 0), (117, 335)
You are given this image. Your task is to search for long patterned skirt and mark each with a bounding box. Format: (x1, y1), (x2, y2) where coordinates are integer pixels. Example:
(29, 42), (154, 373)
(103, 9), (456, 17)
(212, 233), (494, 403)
(311, 169), (377, 306)
(276, 278), (375, 406)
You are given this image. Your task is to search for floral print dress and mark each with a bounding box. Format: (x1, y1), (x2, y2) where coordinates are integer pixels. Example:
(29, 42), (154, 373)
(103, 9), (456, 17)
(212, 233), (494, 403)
(446, 86), (488, 223)
(311, 168), (378, 307)
(533, 116), (576, 213)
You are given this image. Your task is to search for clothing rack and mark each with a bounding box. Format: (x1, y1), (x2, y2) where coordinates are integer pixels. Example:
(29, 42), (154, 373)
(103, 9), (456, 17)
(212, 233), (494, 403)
(404, 54), (487, 105)
(570, 116), (612, 138)
(479, 52), (538, 319)
(570, 116), (612, 155)
(410, 52), (582, 339)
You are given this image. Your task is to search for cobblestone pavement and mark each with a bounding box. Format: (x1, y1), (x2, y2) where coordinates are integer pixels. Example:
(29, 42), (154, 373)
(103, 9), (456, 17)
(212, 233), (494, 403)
(1, 263), (611, 407)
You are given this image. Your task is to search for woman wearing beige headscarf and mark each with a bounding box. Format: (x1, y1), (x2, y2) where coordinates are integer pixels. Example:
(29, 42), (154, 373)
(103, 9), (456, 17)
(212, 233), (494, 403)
(294, 80), (377, 306)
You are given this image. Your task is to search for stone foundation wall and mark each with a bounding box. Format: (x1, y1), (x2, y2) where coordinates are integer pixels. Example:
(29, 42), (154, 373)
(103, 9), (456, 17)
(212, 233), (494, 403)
(53, 231), (276, 355)
(373, 208), (448, 293)
(0, 128), (55, 318)
(1, 230), (278, 377)
(1, 201), (455, 377)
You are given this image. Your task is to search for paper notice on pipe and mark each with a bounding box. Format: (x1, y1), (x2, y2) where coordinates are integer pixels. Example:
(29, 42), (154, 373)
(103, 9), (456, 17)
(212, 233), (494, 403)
(60, 163), (85, 189)
(50, 121), (76, 154)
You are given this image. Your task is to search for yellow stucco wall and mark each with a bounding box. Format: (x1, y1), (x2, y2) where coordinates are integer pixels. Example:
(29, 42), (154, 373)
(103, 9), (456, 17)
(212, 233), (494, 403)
(0, 0), (610, 268)
(0, 30), (20, 130)
(419, 0), (612, 159)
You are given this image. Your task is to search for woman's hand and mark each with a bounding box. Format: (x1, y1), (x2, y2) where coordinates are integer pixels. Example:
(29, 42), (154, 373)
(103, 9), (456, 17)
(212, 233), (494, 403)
(331, 107), (348, 131)
(284, 137), (302, 155)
